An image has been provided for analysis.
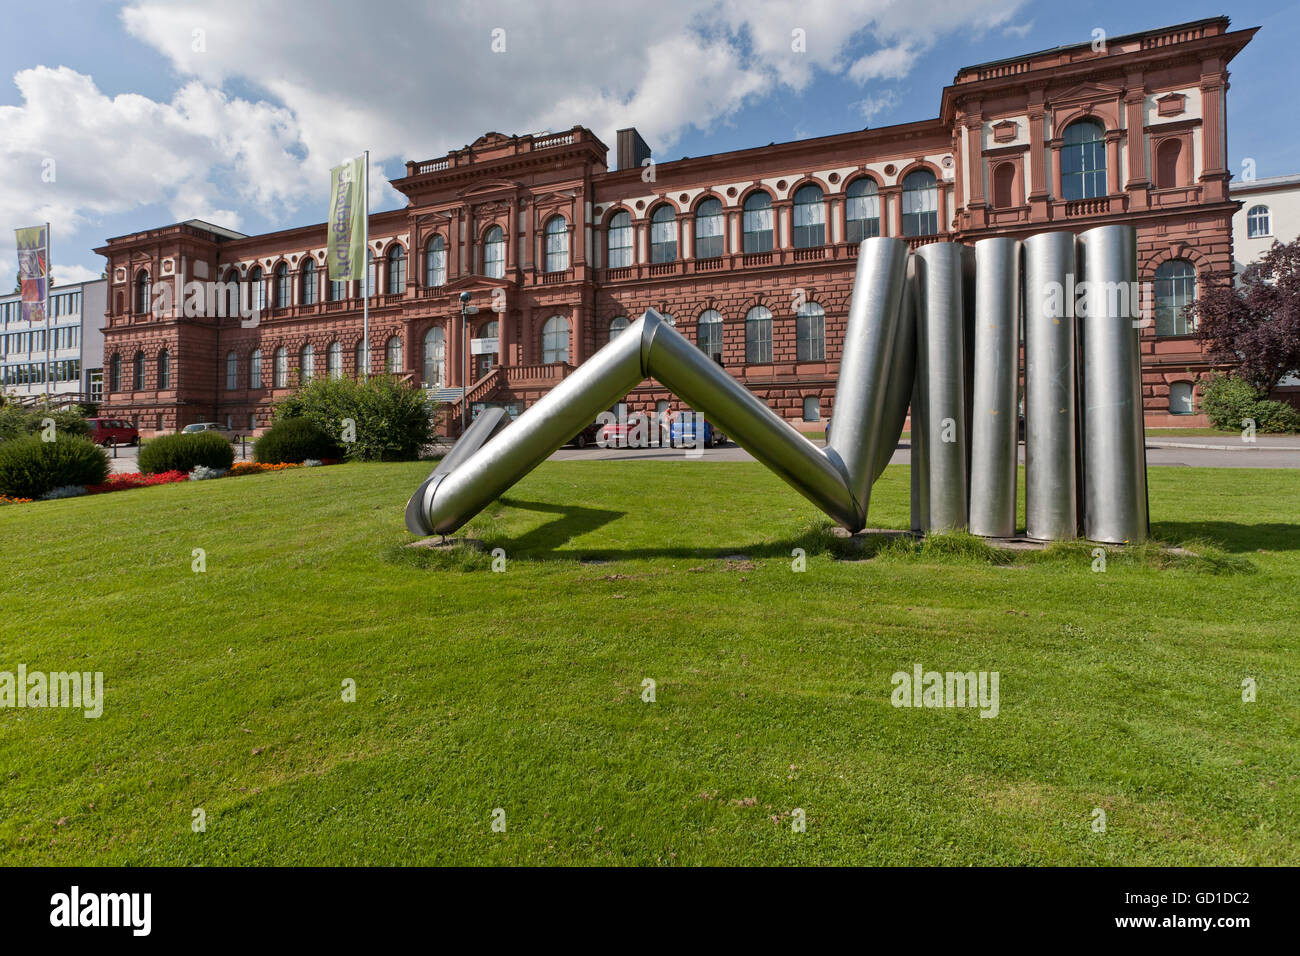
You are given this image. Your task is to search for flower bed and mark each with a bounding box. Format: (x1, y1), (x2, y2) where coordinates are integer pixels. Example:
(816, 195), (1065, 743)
(228, 461), (301, 477)
(86, 470), (188, 495)
(0, 494), (33, 506)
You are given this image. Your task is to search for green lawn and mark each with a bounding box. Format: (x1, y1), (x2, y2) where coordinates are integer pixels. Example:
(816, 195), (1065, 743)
(0, 460), (1296, 865)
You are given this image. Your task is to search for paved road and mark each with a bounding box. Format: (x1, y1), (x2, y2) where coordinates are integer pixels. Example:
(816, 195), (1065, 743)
(549, 435), (1300, 469)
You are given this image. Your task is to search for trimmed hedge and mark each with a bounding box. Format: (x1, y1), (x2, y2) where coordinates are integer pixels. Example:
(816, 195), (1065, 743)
(0, 434), (109, 499)
(1200, 374), (1300, 433)
(138, 431), (235, 475)
(254, 417), (341, 464)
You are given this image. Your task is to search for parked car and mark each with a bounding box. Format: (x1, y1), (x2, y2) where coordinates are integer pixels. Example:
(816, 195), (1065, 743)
(182, 422), (223, 435)
(86, 417), (139, 446)
(568, 420), (604, 449)
(598, 421), (636, 448)
(670, 415), (723, 448)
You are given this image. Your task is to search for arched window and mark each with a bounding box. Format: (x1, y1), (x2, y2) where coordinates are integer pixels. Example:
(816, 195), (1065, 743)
(1061, 119), (1107, 200)
(250, 348), (262, 389)
(544, 216), (569, 273)
(225, 351), (238, 391)
(132, 351), (145, 389)
(110, 354), (122, 392)
(607, 211), (633, 268)
(742, 192), (774, 253)
(386, 245), (406, 294)
(1247, 205), (1271, 239)
(301, 258), (318, 305)
(384, 335), (402, 374)
(697, 308), (723, 363)
(1154, 260), (1197, 336)
(650, 205), (677, 263)
(422, 327), (446, 387)
(275, 262), (290, 309)
(355, 340), (366, 378)
(249, 267), (266, 312)
(134, 271), (151, 314)
(157, 350), (171, 389)
(329, 272), (347, 301)
(802, 396), (821, 422)
(845, 178), (881, 242)
(695, 198), (724, 258)
(425, 235), (447, 286)
(992, 163), (1016, 209)
(483, 226), (505, 278)
(609, 316), (629, 341)
(901, 170), (938, 236)
(745, 306), (772, 364)
(328, 341), (342, 379)
(1169, 381), (1195, 416)
(797, 301), (825, 362)
(273, 346), (288, 388)
(792, 184), (825, 248)
(1156, 139), (1182, 189)
(541, 315), (569, 364)
(300, 343), (315, 383)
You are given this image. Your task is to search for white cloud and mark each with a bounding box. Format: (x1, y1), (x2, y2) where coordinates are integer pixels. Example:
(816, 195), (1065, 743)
(52, 263), (104, 286)
(1004, 21), (1035, 39)
(0, 0), (1028, 290)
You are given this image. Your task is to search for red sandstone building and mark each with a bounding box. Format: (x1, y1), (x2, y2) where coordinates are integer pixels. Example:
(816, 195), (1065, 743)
(96, 17), (1254, 434)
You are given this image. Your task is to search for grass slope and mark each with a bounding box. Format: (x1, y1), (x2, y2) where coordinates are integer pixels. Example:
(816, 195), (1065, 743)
(0, 460), (1296, 865)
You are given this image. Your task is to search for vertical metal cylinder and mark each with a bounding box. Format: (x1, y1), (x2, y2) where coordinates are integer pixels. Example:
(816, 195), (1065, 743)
(968, 237), (1021, 538)
(1077, 224), (1149, 543)
(826, 237), (912, 517)
(910, 242), (970, 533)
(1023, 231), (1078, 540)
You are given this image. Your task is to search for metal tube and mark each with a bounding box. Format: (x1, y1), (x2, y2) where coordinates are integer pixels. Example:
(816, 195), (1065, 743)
(871, 255), (916, 484)
(1023, 231), (1078, 541)
(644, 318), (861, 530)
(1077, 224), (1148, 543)
(968, 237), (1021, 537)
(911, 242), (970, 533)
(415, 313), (649, 534)
(824, 237), (911, 509)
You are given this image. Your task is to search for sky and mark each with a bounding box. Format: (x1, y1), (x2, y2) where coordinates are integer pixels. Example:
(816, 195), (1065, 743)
(0, 0), (1296, 292)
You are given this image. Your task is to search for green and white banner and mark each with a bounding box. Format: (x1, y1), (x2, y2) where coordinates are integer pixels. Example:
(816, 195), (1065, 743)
(327, 156), (365, 282)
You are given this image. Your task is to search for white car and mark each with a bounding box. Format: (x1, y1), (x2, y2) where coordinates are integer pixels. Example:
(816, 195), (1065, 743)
(182, 422), (222, 434)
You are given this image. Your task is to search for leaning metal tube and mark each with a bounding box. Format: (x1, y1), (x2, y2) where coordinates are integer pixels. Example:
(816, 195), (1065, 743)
(968, 237), (1021, 537)
(871, 254), (917, 483)
(911, 242), (971, 533)
(826, 237), (911, 507)
(413, 315), (649, 534)
(1077, 224), (1148, 543)
(1023, 231), (1078, 541)
(643, 317), (862, 530)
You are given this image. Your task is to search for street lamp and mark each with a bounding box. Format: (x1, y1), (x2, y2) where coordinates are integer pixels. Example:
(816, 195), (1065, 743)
(459, 291), (478, 435)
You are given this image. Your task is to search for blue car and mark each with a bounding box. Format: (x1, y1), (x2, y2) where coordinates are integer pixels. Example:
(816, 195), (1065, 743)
(669, 415), (723, 448)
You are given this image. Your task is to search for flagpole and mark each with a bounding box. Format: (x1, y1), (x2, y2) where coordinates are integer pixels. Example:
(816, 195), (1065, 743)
(363, 150), (369, 380)
(44, 221), (50, 404)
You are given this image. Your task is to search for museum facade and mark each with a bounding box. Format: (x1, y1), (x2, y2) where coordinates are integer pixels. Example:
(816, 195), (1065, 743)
(96, 17), (1254, 433)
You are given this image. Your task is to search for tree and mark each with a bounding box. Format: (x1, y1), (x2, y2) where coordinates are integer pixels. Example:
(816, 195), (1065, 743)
(1190, 239), (1300, 394)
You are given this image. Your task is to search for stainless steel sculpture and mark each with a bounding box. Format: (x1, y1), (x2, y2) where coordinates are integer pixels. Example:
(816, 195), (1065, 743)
(1077, 225), (1149, 543)
(1023, 231), (1079, 541)
(968, 237), (1021, 538)
(405, 226), (1149, 545)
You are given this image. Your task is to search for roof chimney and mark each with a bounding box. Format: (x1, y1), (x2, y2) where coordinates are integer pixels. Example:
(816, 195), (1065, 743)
(616, 128), (651, 172)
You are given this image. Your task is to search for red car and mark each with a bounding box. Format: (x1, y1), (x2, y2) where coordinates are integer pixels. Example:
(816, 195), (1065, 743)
(86, 417), (140, 446)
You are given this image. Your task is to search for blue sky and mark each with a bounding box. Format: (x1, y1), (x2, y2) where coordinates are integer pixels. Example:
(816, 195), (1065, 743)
(0, 0), (1296, 291)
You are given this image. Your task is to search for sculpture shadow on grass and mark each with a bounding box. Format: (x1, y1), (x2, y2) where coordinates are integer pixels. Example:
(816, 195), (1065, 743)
(1149, 521), (1300, 555)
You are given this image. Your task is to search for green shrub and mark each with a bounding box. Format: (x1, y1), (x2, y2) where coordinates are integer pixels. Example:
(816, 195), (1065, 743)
(0, 405), (90, 443)
(0, 434), (109, 499)
(1200, 373), (1300, 433)
(138, 432), (235, 475)
(273, 374), (433, 461)
(253, 417), (341, 464)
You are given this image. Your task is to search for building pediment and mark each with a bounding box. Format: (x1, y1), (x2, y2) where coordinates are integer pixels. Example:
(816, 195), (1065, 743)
(1050, 81), (1123, 105)
(458, 180), (522, 200)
